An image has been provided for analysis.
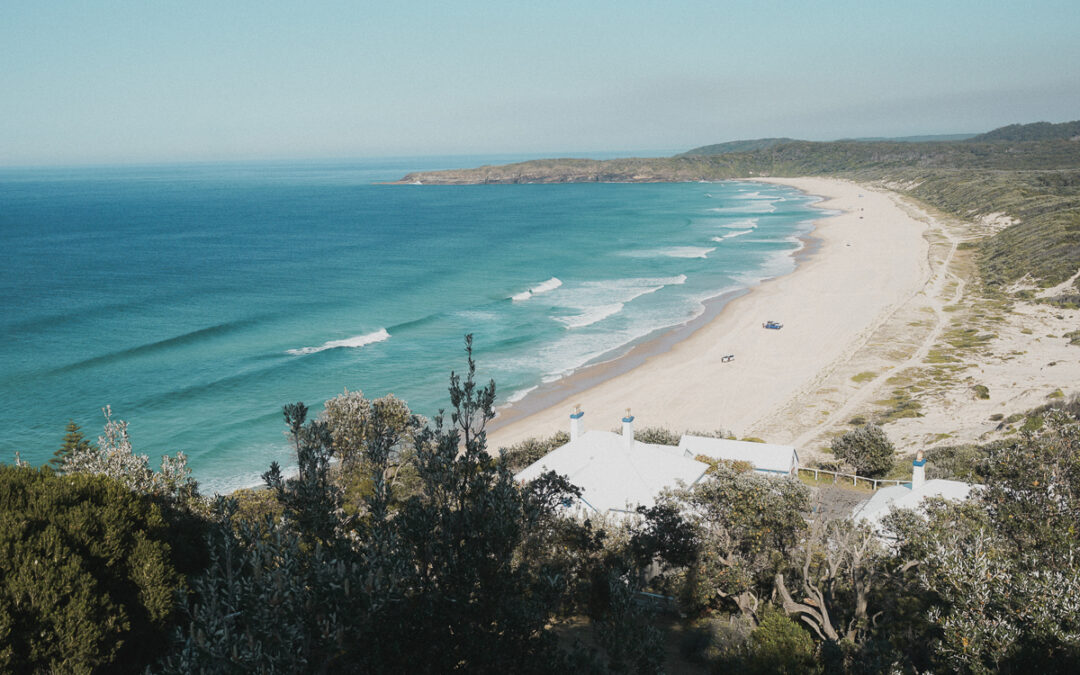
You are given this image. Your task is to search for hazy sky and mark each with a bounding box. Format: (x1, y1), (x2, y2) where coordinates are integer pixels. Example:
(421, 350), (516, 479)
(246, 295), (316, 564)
(3, 0), (1079, 165)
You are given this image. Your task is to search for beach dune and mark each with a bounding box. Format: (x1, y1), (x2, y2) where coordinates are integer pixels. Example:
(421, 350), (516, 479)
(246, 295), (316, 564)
(487, 178), (930, 451)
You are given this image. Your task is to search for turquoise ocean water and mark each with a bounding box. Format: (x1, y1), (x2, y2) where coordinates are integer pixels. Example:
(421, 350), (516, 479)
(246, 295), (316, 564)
(0, 157), (822, 492)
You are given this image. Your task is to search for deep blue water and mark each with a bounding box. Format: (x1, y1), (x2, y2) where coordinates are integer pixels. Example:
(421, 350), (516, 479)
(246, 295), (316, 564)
(0, 157), (821, 492)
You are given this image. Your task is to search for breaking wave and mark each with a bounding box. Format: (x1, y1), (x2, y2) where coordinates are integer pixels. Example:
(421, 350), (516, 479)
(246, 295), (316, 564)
(511, 276), (563, 301)
(287, 328), (390, 356)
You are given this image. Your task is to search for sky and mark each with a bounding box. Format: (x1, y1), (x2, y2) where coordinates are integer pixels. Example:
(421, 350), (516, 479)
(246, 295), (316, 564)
(2, 0), (1080, 165)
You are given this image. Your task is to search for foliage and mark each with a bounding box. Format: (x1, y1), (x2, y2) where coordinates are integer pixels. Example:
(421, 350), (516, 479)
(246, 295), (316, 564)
(167, 336), (591, 673)
(774, 518), (885, 645)
(888, 413), (1080, 672)
(60, 406), (199, 506)
(743, 605), (821, 674)
(50, 419), (94, 469)
(830, 423), (895, 477)
(320, 388), (420, 468)
(0, 465), (185, 674)
(650, 468), (809, 619)
(499, 430), (570, 473)
(262, 402), (344, 548)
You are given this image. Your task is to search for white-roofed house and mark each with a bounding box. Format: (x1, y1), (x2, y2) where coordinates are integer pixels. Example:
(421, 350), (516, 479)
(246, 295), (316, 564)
(676, 435), (799, 476)
(513, 409), (710, 518)
(852, 451), (975, 530)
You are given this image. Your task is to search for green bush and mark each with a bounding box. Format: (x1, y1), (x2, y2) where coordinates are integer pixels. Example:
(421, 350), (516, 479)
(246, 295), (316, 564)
(743, 606), (821, 674)
(498, 431), (570, 473)
(0, 465), (188, 673)
(830, 424), (895, 477)
(973, 384), (990, 399)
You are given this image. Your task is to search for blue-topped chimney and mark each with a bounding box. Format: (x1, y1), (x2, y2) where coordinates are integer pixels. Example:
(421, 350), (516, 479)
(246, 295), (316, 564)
(570, 404), (584, 441)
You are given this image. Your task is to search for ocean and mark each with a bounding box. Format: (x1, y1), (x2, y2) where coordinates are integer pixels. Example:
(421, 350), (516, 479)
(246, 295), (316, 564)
(0, 156), (823, 492)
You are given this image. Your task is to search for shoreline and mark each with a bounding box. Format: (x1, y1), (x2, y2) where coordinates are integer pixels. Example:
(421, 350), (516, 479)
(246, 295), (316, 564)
(488, 207), (825, 435)
(487, 177), (930, 452)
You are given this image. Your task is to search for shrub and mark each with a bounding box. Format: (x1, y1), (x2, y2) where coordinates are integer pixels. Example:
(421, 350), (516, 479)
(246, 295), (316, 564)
(973, 384), (990, 399)
(830, 424), (895, 477)
(498, 431), (570, 473)
(635, 426), (682, 446)
(743, 605), (821, 674)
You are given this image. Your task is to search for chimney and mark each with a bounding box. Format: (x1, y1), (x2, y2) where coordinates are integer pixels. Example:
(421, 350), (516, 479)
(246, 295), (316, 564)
(622, 408), (635, 450)
(912, 450), (926, 491)
(569, 404), (584, 441)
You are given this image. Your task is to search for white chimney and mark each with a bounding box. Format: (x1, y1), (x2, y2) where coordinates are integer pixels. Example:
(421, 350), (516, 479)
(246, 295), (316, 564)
(912, 450), (926, 491)
(570, 404), (584, 441)
(622, 408), (635, 450)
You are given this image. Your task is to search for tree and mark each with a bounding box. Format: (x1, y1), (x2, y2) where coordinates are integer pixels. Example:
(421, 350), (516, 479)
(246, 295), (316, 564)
(831, 424), (895, 477)
(651, 467), (809, 621)
(774, 518), (884, 645)
(262, 401), (343, 547)
(0, 465), (185, 673)
(743, 605), (821, 674)
(887, 412), (1080, 673)
(168, 336), (589, 673)
(50, 419), (93, 469)
(60, 406), (199, 506)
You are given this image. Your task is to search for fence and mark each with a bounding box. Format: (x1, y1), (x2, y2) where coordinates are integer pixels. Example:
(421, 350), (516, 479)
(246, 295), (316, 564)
(797, 466), (908, 491)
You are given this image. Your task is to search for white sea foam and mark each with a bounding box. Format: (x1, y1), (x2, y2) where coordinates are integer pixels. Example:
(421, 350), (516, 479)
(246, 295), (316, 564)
(623, 247), (715, 259)
(708, 203), (777, 214)
(506, 385), (539, 403)
(287, 328), (390, 356)
(718, 217), (758, 229)
(554, 303), (625, 329)
(511, 276), (563, 301)
(712, 229), (754, 241)
(551, 274), (688, 331)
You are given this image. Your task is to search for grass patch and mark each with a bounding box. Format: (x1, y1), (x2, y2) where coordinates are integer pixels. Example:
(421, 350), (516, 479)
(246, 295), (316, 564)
(851, 371), (877, 383)
(873, 389), (924, 423)
(972, 384), (990, 399)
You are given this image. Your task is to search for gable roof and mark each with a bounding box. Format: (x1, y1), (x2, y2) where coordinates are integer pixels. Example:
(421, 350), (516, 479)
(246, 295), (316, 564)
(677, 435), (799, 473)
(852, 478), (975, 527)
(513, 430), (709, 514)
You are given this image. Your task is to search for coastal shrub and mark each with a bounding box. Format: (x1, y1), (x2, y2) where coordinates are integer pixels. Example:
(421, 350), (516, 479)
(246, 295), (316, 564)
(679, 614), (754, 665)
(0, 465), (186, 673)
(499, 431), (570, 472)
(830, 424), (895, 477)
(973, 383), (990, 399)
(50, 419), (94, 468)
(743, 605), (821, 674)
(167, 337), (589, 673)
(635, 426), (681, 445)
(60, 406), (199, 505)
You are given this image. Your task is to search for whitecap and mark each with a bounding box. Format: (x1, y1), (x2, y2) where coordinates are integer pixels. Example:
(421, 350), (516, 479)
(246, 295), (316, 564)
(506, 385), (539, 403)
(287, 328), (390, 356)
(712, 229), (753, 241)
(554, 303), (625, 329)
(622, 247), (715, 259)
(510, 276), (562, 301)
(717, 217), (758, 230)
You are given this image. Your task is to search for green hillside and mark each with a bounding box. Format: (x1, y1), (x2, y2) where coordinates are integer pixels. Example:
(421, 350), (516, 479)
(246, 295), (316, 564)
(969, 120), (1080, 142)
(678, 137), (797, 156)
(398, 121), (1080, 291)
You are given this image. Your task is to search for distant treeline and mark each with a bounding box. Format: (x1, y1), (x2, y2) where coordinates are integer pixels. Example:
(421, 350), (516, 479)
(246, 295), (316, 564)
(398, 120), (1080, 291)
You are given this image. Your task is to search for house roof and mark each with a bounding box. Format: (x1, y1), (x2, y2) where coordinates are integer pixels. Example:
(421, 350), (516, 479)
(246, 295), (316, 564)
(513, 430), (709, 514)
(676, 435), (799, 473)
(852, 478), (975, 527)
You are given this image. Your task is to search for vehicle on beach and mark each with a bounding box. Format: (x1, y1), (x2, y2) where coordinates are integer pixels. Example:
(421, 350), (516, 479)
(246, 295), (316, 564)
(762, 320), (783, 330)
(721, 354), (735, 363)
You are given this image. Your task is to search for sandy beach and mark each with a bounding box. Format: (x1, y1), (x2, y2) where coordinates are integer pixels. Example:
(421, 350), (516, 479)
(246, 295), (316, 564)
(487, 177), (932, 451)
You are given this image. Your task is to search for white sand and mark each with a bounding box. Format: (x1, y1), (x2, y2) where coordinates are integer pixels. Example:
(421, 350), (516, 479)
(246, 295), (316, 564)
(487, 178), (931, 449)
